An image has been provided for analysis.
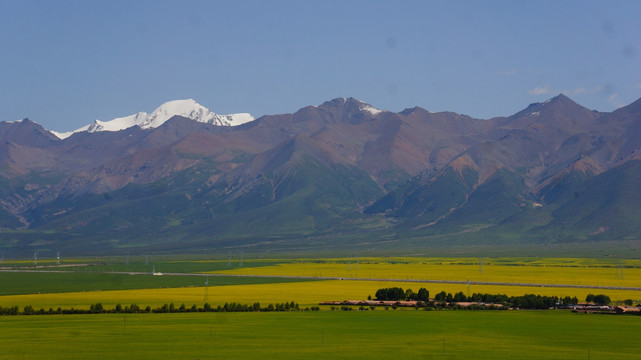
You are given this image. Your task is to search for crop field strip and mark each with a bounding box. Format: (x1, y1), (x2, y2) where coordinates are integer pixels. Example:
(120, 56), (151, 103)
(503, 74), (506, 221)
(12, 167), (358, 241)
(0, 270), (315, 296)
(210, 257), (641, 286)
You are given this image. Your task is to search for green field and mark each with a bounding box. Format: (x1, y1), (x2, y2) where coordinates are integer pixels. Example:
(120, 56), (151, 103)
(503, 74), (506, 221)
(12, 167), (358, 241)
(0, 271), (311, 296)
(1, 311), (639, 359)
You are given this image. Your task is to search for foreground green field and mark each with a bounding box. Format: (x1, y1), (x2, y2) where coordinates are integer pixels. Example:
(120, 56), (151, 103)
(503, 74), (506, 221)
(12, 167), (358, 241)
(1, 311), (639, 359)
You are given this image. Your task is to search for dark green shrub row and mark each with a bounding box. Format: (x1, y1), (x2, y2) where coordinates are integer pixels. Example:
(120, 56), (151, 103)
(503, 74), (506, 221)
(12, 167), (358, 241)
(0, 301), (319, 316)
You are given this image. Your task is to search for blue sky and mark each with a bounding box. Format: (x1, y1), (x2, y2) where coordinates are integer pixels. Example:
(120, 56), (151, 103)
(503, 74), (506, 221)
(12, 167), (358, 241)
(1, 0), (640, 132)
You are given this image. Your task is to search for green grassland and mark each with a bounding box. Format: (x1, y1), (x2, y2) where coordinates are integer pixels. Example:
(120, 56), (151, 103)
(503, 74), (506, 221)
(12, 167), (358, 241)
(0, 272), (312, 296)
(1, 311), (640, 359)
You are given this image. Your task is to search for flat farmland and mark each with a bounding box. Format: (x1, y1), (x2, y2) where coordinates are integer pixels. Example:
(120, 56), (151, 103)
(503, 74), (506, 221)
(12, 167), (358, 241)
(1, 257), (641, 311)
(1, 311), (640, 359)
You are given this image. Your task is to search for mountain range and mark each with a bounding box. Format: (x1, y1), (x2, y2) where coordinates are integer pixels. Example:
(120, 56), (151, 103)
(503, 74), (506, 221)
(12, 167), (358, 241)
(1, 95), (640, 255)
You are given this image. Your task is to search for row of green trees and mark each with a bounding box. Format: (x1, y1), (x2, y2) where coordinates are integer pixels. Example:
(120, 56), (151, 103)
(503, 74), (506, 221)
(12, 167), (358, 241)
(152, 301), (309, 313)
(432, 291), (563, 309)
(373, 287), (430, 301)
(0, 301), (319, 316)
(371, 288), (614, 310)
(585, 294), (611, 306)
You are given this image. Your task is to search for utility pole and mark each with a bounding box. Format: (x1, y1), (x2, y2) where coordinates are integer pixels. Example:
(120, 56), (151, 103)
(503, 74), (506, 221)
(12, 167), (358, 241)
(204, 278), (209, 301)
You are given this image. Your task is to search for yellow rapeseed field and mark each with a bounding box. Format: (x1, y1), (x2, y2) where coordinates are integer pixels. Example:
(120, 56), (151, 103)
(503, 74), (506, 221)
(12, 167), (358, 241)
(209, 257), (641, 289)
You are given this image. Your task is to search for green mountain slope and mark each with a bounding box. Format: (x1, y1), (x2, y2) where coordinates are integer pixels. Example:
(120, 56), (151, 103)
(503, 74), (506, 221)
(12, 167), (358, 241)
(534, 160), (641, 241)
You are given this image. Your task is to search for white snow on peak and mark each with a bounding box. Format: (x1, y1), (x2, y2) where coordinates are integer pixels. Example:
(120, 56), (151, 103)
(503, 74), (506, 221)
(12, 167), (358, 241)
(352, 98), (384, 116)
(359, 103), (383, 116)
(142, 99), (253, 129)
(52, 99), (254, 139)
(89, 112), (148, 132)
(50, 130), (75, 139)
(315, 98), (385, 116)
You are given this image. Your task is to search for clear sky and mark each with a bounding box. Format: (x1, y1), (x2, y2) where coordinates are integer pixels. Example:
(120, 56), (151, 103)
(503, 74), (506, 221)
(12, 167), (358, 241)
(1, 0), (640, 132)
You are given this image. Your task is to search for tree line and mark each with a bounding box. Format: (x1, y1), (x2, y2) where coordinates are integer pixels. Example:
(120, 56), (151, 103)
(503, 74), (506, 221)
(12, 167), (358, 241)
(0, 301), (320, 316)
(371, 287), (614, 310)
(373, 287), (430, 302)
(585, 294), (611, 306)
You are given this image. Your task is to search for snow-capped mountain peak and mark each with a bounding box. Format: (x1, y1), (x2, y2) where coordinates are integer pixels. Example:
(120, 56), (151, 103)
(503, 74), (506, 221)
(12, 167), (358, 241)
(53, 99), (254, 139)
(142, 99), (208, 129)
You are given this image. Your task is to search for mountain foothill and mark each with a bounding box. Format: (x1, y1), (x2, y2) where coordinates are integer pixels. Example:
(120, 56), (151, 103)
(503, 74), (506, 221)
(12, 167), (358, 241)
(1, 94), (641, 255)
